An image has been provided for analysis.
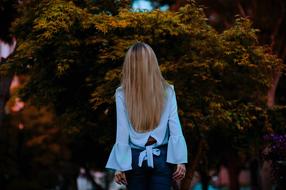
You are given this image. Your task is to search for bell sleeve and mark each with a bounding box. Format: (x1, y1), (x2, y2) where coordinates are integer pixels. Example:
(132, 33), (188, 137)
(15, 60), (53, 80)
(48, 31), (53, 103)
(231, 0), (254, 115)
(166, 85), (188, 164)
(105, 89), (132, 171)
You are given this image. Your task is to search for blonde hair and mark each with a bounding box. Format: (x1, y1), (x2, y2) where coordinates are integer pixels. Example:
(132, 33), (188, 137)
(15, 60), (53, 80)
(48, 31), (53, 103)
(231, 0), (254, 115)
(121, 42), (169, 133)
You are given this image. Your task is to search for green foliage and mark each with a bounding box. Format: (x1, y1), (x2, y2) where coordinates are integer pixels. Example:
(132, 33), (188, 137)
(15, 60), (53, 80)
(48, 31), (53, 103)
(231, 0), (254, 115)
(1, 0), (285, 187)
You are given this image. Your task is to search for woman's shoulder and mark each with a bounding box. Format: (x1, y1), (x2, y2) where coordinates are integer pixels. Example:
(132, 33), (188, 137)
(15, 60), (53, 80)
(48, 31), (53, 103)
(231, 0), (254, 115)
(115, 85), (123, 92)
(114, 86), (125, 101)
(167, 83), (174, 90)
(165, 83), (175, 96)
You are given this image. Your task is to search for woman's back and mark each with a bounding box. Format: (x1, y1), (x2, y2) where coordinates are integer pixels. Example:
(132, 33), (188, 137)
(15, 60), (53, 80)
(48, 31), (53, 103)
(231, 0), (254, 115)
(106, 83), (187, 170)
(116, 83), (173, 148)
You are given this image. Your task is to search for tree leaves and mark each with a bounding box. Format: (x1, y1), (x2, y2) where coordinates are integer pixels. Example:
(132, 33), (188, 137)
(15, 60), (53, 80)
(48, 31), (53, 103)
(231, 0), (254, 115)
(2, 0), (284, 174)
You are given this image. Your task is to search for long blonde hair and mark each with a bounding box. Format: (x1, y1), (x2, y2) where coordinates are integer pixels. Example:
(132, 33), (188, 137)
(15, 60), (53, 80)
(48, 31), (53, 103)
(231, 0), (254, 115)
(121, 42), (169, 133)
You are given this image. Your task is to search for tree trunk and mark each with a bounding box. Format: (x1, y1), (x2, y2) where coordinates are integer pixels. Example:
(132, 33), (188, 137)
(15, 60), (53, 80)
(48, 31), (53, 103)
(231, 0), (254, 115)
(181, 139), (208, 190)
(200, 169), (209, 190)
(0, 74), (13, 127)
(250, 159), (260, 190)
(267, 70), (282, 107)
(267, 3), (285, 107)
(261, 160), (273, 190)
(227, 156), (240, 190)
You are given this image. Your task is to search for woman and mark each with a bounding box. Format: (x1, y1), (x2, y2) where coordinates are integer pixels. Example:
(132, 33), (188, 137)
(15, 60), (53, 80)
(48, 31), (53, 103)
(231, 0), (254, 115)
(105, 42), (188, 190)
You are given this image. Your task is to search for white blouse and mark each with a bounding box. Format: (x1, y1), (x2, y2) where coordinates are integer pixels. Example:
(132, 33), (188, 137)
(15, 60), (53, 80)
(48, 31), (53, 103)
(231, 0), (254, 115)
(105, 84), (188, 171)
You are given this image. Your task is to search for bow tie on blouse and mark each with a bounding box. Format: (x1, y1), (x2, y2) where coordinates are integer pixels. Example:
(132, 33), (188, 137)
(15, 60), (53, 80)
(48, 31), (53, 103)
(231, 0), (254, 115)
(138, 145), (161, 168)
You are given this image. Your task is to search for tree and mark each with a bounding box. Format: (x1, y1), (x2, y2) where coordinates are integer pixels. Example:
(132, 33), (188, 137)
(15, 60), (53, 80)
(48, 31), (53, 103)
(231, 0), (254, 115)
(153, 0), (286, 110)
(149, 1), (286, 188)
(0, 0), (283, 189)
(195, 0), (286, 108)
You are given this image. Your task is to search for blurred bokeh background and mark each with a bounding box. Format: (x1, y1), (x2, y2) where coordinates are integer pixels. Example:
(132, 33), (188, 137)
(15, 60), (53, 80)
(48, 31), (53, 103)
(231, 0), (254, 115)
(0, 0), (286, 190)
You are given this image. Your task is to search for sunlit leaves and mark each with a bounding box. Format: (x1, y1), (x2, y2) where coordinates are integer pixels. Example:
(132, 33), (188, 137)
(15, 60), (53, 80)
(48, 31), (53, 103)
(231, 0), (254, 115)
(2, 1), (284, 172)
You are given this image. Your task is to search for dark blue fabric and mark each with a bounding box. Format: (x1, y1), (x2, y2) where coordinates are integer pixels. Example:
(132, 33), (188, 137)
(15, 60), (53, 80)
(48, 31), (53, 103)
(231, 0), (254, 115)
(125, 144), (175, 190)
